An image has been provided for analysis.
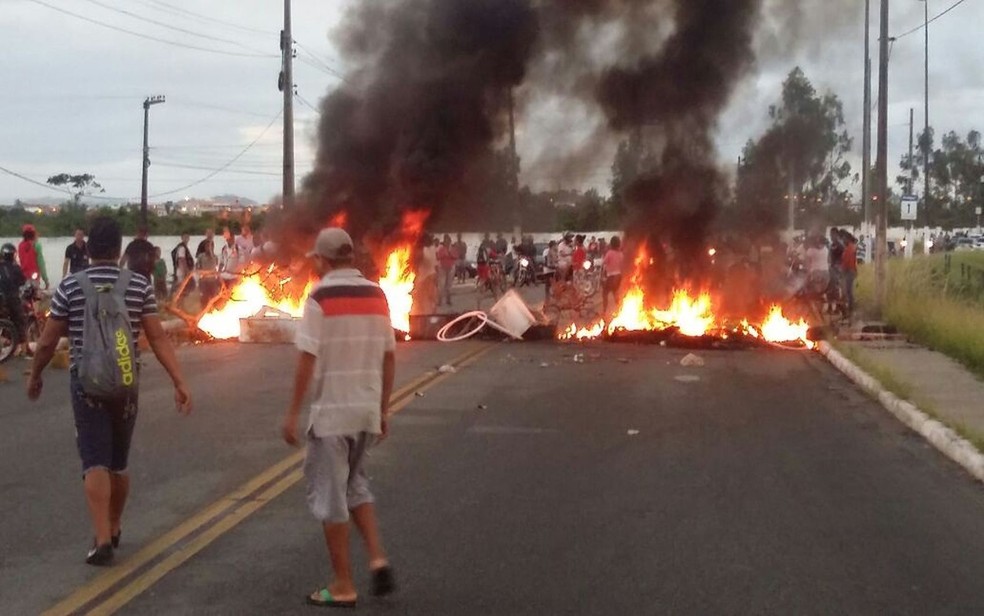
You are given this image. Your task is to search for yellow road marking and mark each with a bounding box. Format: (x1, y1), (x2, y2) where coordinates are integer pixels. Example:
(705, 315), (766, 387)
(43, 343), (494, 616)
(88, 469), (304, 616)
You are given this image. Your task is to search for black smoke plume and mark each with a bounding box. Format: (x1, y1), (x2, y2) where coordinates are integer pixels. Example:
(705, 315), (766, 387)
(295, 0), (765, 268)
(298, 0), (538, 241)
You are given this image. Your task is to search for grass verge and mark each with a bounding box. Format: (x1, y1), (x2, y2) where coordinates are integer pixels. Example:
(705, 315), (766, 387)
(856, 255), (984, 379)
(835, 342), (984, 454)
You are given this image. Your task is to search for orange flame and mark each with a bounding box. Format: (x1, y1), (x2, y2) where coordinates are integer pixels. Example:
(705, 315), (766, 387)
(197, 274), (312, 340)
(377, 210), (430, 333)
(560, 243), (814, 348)
(378, 246), (415, 333)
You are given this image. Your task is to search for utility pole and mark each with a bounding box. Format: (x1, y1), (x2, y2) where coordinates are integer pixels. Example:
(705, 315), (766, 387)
(861, 0), (872, 235)
(874, 0), (890, 313)
(923, 0), (931, 227)
(908, 108), (915, 195)
(141, 95), (165, 228)
(280, 0), (295, 209)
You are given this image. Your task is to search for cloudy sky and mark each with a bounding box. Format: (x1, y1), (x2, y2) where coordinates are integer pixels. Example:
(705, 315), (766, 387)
(1, 0), (980, 205)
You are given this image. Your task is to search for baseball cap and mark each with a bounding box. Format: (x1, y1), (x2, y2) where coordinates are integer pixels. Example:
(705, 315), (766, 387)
(307, 227), (354, 259)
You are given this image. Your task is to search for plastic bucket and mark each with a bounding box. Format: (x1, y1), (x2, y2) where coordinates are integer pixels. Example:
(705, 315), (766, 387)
(488, 290), (537, 340)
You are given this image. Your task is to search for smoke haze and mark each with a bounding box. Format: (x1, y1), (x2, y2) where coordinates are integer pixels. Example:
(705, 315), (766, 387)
(297, 0), (861, 257)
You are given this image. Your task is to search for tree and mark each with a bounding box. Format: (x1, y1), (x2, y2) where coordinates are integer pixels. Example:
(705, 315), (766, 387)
(902, 128), (984, 228)
(46, 173), (104, 206)
(736, 68), (856, 230)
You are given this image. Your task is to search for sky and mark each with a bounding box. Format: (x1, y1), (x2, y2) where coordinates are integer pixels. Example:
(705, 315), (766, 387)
(1, 0), (981, 205)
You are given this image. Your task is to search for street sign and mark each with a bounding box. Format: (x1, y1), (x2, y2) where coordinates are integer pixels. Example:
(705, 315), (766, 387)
(901, 195), (918, 221)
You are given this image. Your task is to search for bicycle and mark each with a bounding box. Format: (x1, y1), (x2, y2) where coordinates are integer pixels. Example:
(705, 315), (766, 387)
(0, 318), (16, 364)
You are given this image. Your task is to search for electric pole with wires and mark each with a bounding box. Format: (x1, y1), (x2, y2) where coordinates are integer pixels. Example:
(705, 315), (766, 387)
(280, 0), (295, 210)
(141, 95), (165, 228)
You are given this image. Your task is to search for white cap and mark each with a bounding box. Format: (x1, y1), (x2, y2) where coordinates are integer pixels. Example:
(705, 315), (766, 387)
(307, 228), (354, 259)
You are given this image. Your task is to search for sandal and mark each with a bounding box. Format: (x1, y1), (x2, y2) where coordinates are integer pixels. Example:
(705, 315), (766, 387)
(306, 588), (357, 609)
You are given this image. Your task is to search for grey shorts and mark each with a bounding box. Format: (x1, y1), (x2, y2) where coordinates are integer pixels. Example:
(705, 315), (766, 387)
(304, 432), (375, 524)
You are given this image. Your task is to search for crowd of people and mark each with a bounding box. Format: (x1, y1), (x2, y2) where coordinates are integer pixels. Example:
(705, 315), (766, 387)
(797, 227), (859, 318)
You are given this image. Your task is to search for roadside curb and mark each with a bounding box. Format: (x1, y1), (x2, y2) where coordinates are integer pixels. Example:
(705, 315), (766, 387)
(817, 341), (984, 483)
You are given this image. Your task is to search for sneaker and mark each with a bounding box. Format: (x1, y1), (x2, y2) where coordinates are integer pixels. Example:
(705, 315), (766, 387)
(86, 543), (114, 566)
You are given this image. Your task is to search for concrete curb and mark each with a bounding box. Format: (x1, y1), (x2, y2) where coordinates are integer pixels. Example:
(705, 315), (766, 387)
(817, 341), (984, 483)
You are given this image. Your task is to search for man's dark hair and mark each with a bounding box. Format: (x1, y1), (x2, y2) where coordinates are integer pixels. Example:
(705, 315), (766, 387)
(88, 216), (123, 260)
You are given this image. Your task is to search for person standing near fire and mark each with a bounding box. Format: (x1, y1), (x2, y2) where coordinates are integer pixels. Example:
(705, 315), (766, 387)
(437, 234), (457, 307)
(282, 227), (397, 607)
(219, 226), (240, 274)
(453, 233), (468, 283)
(18, 224), (49, 289)
(63, 228), (89, 277)
(841, 233), (859, 319)
(601, 236), (624, 315)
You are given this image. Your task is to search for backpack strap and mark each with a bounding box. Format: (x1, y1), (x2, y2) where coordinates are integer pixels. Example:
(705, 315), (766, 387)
(112, 269), (133, 305)
(75, 270), (96, 300)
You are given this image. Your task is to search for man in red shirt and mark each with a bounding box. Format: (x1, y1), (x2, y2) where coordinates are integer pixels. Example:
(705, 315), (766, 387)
(841, 233), (858, 318)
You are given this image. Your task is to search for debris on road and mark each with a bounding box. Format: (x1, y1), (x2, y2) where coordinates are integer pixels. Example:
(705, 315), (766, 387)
(674, 375), (701, 383)
(477, 404), (488, 411)
(539, 362), (551, 368)
(680, 353), (705, 367)
(627, 429), (640, 436)
(438, 364), (457, 374)
(573, 354), (585, 364)
(415, 391), (426, 397)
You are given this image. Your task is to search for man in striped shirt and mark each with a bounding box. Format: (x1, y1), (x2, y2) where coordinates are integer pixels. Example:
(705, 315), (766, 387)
(282, 227), (397, 607)
(27, 216), (192, 566)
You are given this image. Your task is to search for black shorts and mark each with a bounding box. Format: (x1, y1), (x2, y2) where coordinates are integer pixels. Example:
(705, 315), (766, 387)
(70, 372), (139, 475)
(603, 275), (622, 295)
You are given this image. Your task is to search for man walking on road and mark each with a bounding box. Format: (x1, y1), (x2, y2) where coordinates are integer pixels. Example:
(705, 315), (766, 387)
(27, 216), (192, 566)
(282, 227), (397, 608)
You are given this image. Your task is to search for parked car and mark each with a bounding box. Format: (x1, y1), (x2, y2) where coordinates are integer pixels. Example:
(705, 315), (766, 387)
(954, 238), (977, 252)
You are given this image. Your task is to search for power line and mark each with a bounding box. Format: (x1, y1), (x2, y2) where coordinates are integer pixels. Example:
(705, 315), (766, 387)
(139, 0), (274, 35)
(27, 0), (278, 58)
(0, 164), (128, 201)
(166, 99), (276, 119)
(294, 40), (346, 72)
(894, 0), (969, 39)
(296, 93), (320, 114)
(78, 0), (267, 53)
(150, 111), (282, 197)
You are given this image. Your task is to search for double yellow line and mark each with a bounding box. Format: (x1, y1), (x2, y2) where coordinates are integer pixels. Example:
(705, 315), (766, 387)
(44, 343), (493, 616)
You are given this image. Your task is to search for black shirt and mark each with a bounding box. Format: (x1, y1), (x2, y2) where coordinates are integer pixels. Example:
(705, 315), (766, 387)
(123, 238), (156, 279)
(0, 261), (26, 297)
(196, 238), (214, 258)
(64, 241), (89, 274)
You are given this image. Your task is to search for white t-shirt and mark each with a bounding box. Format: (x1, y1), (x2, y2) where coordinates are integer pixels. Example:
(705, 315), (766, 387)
(235, 235), (254, 264)
(296, 269), (396, 437)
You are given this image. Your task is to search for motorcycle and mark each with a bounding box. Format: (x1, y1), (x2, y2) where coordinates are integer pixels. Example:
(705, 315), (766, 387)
(514, 256), (537, 287)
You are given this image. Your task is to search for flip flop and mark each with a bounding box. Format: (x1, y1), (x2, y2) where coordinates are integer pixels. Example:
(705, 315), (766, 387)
(306, 588), (357, 609)
(371, 566), (396, 597)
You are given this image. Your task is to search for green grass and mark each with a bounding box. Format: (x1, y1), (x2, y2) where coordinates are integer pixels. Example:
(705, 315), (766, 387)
(857, 255), (984, 379)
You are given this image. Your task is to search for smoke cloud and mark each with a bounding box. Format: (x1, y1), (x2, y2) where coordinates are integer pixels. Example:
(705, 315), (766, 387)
(295, 0), (852, 263)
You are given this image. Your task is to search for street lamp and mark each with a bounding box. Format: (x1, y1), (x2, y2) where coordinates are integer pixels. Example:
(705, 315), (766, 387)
(141, 95), (165, 227)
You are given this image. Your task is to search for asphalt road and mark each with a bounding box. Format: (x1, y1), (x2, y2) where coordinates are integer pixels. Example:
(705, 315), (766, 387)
(3, 339), (984, 615)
